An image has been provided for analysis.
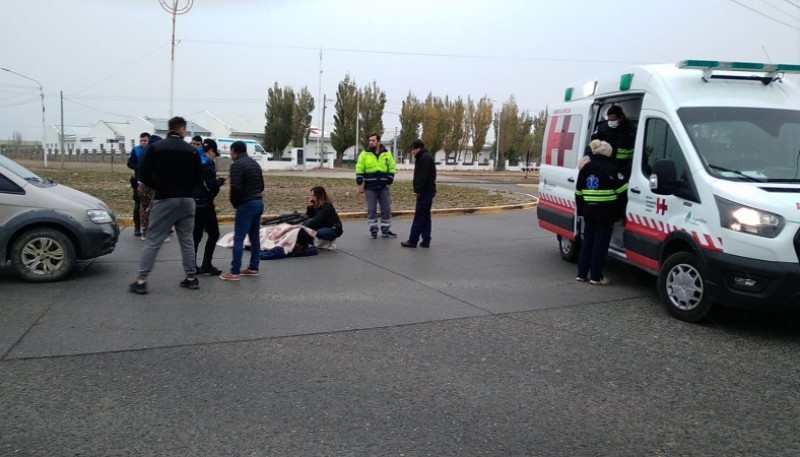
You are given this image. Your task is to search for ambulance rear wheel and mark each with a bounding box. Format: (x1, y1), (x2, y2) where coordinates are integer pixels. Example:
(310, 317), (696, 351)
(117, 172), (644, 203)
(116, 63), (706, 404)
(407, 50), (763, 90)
(658, 251), (712, 323)
(558, 236), (580, 263)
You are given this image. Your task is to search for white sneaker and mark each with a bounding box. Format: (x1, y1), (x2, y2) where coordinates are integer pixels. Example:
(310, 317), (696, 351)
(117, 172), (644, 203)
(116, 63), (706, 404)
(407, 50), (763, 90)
(326, 240), (337, 251)
(315, 239), (330, 249)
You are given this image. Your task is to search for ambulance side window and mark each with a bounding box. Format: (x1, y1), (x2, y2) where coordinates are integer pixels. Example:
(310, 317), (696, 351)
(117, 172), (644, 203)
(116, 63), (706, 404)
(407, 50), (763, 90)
(642, 118), (686, 178)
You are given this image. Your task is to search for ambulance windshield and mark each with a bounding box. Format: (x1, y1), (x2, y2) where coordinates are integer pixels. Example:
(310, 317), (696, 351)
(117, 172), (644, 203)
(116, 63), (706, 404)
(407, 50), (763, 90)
(679, 107), (800, 183)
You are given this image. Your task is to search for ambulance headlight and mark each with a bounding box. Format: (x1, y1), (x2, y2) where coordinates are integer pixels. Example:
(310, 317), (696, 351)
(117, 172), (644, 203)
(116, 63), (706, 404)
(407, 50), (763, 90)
(715, 196), (784, 238)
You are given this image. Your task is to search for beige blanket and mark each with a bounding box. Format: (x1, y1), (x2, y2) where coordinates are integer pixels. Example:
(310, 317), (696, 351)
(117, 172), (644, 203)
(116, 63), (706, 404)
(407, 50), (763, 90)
(217, 223), (317, 253)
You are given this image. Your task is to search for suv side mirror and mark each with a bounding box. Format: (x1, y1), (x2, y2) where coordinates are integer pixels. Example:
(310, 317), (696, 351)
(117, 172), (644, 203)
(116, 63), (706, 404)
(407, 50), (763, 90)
(649, 159), (679, 195)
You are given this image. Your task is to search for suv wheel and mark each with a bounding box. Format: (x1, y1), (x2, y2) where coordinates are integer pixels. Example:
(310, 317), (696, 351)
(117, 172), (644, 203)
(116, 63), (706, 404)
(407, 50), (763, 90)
(10, 228), (76, 283)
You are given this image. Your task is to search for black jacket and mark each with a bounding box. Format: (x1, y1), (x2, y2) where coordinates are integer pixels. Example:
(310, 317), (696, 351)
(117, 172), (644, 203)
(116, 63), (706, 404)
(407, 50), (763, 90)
(229, 154), (264, 208)
(303, 202), (343, 236)
(575, 154), (628, 225)
(412, 149), (437, 194)
(138, 132), (202, 200)
(194, 154), (224, 204)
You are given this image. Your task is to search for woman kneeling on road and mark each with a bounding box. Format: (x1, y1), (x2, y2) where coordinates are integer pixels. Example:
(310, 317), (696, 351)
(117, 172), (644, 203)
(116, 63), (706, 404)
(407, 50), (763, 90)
(302, 186), (343, 250)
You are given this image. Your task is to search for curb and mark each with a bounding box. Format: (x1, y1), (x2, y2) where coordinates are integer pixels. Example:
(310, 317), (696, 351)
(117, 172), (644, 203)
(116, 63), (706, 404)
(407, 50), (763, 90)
(114, 195), (539, 227)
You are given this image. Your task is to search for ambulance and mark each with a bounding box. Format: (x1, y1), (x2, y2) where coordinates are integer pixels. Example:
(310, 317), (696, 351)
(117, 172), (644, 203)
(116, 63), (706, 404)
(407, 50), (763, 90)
(536, 60), (800, 322)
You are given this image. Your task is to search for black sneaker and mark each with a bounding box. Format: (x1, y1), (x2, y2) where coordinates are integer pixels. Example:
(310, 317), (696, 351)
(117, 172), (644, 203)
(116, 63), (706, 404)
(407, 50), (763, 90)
(129, 281), (148, 294)
(400, 240), (416, 248)
(370, 231), (378, 239)
(180, 277), (199, 290)
(134, 229), (142, 237)
(198, 264), (222, 276)
(420, 242), (430, 248)
(381, 230), (398, 238)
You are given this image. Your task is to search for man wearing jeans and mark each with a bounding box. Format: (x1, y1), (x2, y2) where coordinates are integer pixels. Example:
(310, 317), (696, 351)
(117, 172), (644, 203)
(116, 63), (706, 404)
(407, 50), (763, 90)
(401, 139), (437, 248)
(129, 117), (203, 294)
(220, 140), (264, 281)
(355, 133), (397, 238)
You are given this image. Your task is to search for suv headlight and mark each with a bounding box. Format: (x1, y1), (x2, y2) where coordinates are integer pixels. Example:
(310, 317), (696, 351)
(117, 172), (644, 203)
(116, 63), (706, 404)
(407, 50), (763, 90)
(715, 196), (784, 238)
(87, 209), (113, 224)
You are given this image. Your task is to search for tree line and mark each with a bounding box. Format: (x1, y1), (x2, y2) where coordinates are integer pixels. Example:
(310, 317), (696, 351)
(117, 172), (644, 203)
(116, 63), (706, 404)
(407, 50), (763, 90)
(264, 76), (548, 168)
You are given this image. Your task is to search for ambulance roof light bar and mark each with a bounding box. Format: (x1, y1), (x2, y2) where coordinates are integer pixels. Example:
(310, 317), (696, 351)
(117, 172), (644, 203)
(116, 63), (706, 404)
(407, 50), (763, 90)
(678, 59), (800, 85)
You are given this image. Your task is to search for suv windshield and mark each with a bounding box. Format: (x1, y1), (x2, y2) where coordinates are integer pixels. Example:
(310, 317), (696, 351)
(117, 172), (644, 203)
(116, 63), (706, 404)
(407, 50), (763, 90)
(678, 107), (800, 183)
(0, 154), (54, 186)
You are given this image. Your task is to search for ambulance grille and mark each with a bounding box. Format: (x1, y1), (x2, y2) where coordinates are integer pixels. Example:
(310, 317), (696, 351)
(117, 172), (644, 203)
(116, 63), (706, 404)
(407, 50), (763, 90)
(758, 187), (800, 193)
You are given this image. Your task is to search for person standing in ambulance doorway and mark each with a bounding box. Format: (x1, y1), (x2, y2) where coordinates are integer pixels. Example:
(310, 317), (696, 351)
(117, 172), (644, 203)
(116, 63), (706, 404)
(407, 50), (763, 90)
(355, 133), (397, 238)
(591, 105), (636, 179)
(575, 140), (628, 285)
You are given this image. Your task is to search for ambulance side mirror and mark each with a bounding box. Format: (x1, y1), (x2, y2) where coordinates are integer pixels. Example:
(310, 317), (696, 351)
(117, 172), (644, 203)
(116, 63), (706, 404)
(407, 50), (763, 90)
(649, 159), (679, 195)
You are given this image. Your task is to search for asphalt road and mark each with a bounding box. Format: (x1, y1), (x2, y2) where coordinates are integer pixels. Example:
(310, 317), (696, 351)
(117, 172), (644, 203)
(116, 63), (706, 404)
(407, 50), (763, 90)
(2, 207), (800, 456)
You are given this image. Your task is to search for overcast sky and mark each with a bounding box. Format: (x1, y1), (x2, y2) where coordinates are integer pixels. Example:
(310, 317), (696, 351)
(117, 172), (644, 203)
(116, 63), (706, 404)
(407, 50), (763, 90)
(1, 0), (799, 141)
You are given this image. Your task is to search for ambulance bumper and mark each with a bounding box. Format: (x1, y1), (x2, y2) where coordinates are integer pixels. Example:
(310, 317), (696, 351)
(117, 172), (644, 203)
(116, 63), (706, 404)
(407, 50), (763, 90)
(704, 250), (800, 309)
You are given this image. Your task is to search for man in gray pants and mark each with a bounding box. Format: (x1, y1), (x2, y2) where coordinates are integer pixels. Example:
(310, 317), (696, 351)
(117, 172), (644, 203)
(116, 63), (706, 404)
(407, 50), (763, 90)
(129, 116), (204, 294)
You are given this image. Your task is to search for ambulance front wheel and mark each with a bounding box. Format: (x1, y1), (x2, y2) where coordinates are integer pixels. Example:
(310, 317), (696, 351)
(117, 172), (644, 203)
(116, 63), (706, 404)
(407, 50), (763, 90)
(558, 235), (580, 263)
(658, 251), (712, 323)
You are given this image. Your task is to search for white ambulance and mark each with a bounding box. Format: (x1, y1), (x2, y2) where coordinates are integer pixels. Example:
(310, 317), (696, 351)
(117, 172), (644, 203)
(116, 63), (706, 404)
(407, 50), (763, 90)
(537, 60), (800, 322)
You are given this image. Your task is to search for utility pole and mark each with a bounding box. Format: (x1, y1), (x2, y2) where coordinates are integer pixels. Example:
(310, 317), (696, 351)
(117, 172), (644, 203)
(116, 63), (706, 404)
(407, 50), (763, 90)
(1, 67), (46, 167)
(159, 0), (194, 117)
(317, 48), (322, 165)
(60, 91), (65, 170)
(321, 94), (328, 168)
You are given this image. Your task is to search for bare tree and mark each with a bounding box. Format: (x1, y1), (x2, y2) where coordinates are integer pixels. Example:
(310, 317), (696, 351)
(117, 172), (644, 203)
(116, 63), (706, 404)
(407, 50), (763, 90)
(493, 95), (519, 170)
(531, 108), (548, 166)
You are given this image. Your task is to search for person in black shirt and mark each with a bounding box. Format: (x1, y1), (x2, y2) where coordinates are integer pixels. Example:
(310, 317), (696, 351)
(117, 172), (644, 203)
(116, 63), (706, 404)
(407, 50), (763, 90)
(401, 139), (437, 248)
(302, 186), (343, 251)
(220, 141), (265, 281)
(591, 105), (637, 179)
(129, 117), (203, 294)
(575, 140), (628, 285)
(193, 139), (225, 275)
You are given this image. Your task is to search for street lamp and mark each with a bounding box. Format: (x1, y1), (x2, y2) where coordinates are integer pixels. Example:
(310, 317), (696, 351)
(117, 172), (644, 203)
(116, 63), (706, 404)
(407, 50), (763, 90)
(159, 0), (194, 117)
(2, 67), (46, 167)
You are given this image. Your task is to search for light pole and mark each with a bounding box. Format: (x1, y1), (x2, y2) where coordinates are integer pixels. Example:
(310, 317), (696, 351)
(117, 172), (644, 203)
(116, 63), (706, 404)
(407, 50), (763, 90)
(2, 67), (46, 167)
(159, 0), (194, 117)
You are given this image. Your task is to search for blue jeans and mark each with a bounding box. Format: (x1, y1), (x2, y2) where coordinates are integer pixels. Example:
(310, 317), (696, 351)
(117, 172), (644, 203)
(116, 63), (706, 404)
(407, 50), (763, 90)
(408, 191), (435, 244)
(577, 219), (614, 281)
(231, 199), (264, 274)
(315, 227), (338, 241)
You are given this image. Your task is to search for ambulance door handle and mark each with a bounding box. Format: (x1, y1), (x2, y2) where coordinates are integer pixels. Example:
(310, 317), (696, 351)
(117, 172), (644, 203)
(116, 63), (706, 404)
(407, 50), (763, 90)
(568, 177), (575, 183)
(630, 187), (641, 194)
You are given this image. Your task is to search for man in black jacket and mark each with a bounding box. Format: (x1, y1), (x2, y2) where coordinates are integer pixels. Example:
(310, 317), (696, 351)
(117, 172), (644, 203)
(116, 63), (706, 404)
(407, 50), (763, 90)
(130, 117), (203, 294)
(401, 139), (437, 248)
(575, 139), (628, 285)
(220, 140), (265, 281)
(591, 105), (636, 179)
(193, 138), (225, 275)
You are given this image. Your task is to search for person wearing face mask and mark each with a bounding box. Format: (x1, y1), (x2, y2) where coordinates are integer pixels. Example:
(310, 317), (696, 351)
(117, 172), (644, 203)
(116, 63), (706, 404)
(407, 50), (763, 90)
(591, 105), (636, 179)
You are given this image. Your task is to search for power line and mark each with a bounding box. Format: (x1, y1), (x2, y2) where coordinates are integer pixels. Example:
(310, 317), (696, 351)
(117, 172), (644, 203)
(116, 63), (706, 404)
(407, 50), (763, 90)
(728, 0), (800, 29)
(62, 97), (137, 119)
(755, 0), (797, 17)
(182, 39), (647, 65)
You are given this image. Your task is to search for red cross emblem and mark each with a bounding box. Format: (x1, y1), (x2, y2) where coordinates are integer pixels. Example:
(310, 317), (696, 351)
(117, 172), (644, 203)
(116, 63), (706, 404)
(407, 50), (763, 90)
(545, 116), (576, 167)
(656, 198), (668, 215)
